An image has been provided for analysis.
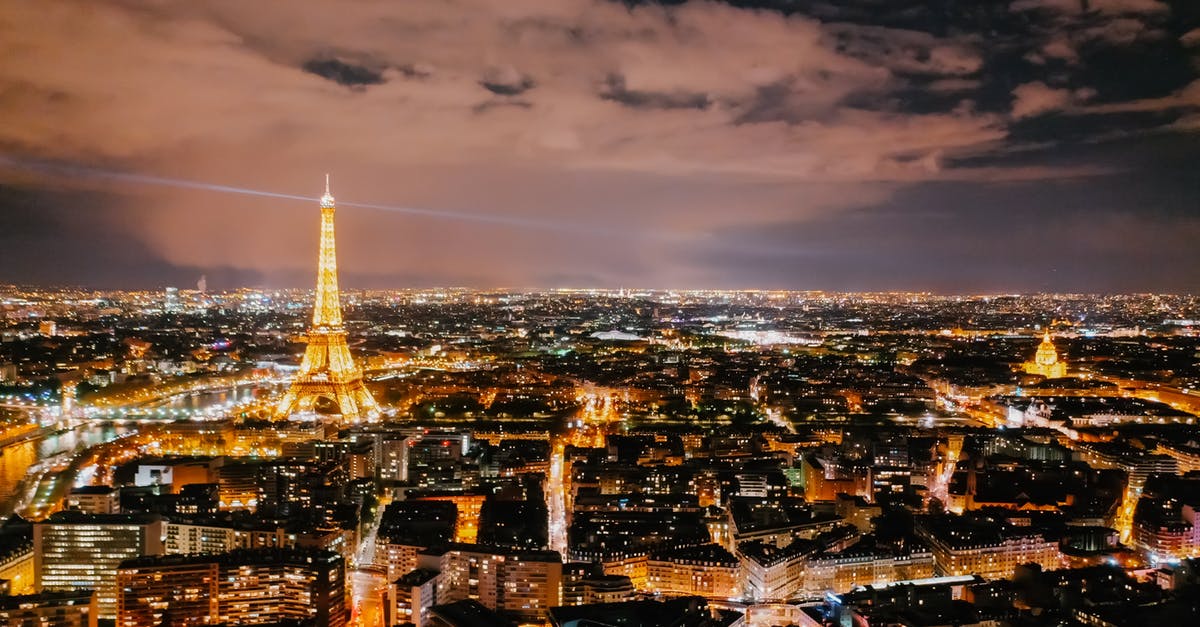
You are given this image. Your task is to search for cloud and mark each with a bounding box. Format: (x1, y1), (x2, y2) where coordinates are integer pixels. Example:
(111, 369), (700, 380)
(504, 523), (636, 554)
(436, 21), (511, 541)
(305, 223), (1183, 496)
(692, 139), (1200, 292)
(0, 0), (1016, 185)
(1088, 0), (1171, 13)
(0, 0), (1195, 289)
(1010, 0), (1170, 15)
(397, 63), (436, 80)
(1037, 38), (1081, 64)
(472, 99), (534, 114)
(1173, 113), (1200, 130)
(302, 58), (385, 87)
(1011, 82), (1074, 118)
(823, 24), (984, 77)
(926, 79), (982, 92)
(1079, 78), (1200, 114)
(1081, 16), (1166, 46)
(480, 66), (536, 96)
(599, 74), (710, 110)
(1012, 0), (1172, 51)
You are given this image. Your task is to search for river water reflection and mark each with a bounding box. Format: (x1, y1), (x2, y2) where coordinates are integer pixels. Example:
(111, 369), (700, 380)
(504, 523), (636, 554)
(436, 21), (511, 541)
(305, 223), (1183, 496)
(145, 383), (264, 412)
(0, 424), (132, 513)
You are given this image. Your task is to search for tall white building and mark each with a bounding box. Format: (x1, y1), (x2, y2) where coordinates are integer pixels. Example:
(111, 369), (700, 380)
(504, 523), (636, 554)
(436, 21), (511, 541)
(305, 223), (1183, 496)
(34, 512), (164, 620)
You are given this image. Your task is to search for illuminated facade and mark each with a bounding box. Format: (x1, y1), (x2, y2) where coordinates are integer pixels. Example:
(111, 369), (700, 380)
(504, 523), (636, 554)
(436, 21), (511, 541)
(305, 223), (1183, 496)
(425, 543), (562, 624)
(645, 544), (740, 599)
(1022, 331), (1067, 378)
(0, 543), (34, 595)
(1132, 517), (1200, 561)
(115, 549), (347, 627)
(390, 568), (439, 627)
(596, 553), (649, 589)
(0, 590), (97, 627)
(33, 513), (165, 620)
(164, 520), (238, 554)
(1156, 441), (1200, 473)
(918, 523), (1061, 580)
(561, 565), (635, 606)
(163, 519), (298, 555)
(275, 176), (380, 423)
(116, 559), (215, 627)
(407, 490), (486, 543)
(801, 455), (871, 502)
(163, 518), (349, 561)
(67, 486), (119, 515)
(739, 542), (809, 602)
(383, 541), (428, 580)
(802, 545), (935, 594)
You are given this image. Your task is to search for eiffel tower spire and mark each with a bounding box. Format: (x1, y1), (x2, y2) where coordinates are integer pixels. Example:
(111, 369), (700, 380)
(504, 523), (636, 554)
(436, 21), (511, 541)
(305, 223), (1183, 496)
(313, 174), (342, 328)
(275, 176), (380, 423)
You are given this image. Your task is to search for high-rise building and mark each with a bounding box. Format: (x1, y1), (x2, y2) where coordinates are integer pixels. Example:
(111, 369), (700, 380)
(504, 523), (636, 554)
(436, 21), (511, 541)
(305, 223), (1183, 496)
(116, 558), (214, 627)
(34, 512), (164, 620)
(378, 434), (411, 482)
(163, 518), (241, 555)
(390, 568), (439, 627)
(378, 501), (457, 580)
(115, 549), (347, 627)
(163, 287), (181, 313)
(162, 514), (349, 559)
(422, 543), (562, 624)
(274, 176), (380, 423)
(407, 433), (470, 489)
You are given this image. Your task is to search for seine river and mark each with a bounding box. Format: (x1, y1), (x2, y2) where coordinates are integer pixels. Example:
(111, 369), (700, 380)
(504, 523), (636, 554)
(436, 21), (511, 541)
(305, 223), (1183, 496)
(0, 422), (131, 514)
(141, 382), (275, 413)
(0, 382), (276, 514)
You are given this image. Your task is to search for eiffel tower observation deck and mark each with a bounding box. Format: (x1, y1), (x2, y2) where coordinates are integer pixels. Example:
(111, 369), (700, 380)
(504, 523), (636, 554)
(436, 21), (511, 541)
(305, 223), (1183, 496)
(274, 175), (380, 423)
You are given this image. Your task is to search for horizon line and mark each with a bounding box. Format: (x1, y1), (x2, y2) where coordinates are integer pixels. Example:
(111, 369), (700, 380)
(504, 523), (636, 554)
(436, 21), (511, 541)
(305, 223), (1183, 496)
(0, 283), (1195, 299)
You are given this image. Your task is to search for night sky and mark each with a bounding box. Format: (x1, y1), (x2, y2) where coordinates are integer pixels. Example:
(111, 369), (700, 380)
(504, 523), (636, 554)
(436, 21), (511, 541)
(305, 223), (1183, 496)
(1, 0), (1198, 292)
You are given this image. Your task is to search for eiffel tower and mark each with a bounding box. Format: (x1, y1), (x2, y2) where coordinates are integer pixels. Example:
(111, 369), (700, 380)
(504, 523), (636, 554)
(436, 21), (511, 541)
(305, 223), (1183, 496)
(274, 175), (380, 422)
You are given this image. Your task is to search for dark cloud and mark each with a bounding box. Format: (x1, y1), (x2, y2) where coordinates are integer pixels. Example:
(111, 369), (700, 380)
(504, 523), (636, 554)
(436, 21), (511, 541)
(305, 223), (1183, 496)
(599, 74), (710, 110)
(692, 132), (1200, 292)
(1007, 107), (1185, 143)
(732, 81), (802, 124)
(396, 63), (434, 79)
(480, 67), (536, 96)
(0, 184), (266, 289)
(302, 58), (385, 87)
(823, 23), (982, 78)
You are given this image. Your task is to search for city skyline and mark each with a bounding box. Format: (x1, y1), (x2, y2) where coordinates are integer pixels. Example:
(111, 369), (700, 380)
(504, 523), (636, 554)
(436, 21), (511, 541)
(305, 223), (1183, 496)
(7, 5), (1200, 624)
(1, 1), (1199, 292)
(5, 282), (1200, 625)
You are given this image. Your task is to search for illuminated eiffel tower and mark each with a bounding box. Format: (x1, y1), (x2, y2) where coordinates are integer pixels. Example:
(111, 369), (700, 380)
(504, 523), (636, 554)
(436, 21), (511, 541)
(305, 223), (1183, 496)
(275, 175), (380, 422)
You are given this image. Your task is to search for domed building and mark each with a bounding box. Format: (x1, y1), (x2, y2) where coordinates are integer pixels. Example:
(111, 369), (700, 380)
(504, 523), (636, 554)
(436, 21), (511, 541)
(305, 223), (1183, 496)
(1022, 331), (1067, 378)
